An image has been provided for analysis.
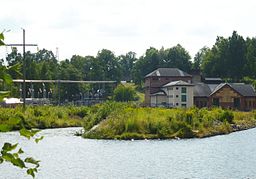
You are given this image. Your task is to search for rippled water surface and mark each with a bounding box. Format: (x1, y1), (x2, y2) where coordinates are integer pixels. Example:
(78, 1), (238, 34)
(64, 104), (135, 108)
(1, 127), (256, 179)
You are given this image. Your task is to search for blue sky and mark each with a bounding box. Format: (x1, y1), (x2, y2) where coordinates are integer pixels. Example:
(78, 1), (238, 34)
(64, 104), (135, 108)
(1, 0), (256, 60)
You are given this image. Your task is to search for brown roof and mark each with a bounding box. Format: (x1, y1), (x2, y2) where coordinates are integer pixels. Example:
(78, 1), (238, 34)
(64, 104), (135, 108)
(194, 83), (256, 97)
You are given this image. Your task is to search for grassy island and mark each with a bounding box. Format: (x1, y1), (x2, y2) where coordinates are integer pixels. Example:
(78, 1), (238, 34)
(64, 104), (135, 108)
(82, 102), (256, 140)
(1, 102), (256, 140)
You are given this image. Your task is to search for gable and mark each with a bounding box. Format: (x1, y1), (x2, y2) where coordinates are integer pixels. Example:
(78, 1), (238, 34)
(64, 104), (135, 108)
(210, 84), (242, 98)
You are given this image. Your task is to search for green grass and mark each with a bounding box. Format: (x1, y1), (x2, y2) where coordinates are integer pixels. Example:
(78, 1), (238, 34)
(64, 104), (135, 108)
(122, 83), (144, 103)
(2, 102), (256, 140)
(83, 102), (256, 140)
(0, 105), (89, 131)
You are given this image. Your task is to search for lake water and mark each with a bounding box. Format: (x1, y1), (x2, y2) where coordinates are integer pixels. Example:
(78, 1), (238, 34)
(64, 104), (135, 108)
(1, 127), (256, 179)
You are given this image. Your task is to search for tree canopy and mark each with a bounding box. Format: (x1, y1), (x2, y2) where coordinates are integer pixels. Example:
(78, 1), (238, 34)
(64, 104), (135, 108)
(201, 31), (256, 81)
(1, 30), (256, 100)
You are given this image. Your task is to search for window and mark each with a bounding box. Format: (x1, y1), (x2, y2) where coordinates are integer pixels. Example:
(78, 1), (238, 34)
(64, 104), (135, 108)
(213, 98), (219, 106)
(234, 98), (240, 108)
(181, 104), (186, 108)
(161, 102), (167, 106)
(176, 95), (179, 98)
(181, 95), (186, 102)
(176, 87), (179, 90)
(181, 87), (186, 93)
(176, 103), (179, 106)
(169, 87), (173, 90)
(168, 95), (173, 98)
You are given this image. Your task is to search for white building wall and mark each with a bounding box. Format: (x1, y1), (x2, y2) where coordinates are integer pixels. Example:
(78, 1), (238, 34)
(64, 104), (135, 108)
(150, 96), (157, 107)
(150, 95), (167, 107)
(165, 85), (194, 108)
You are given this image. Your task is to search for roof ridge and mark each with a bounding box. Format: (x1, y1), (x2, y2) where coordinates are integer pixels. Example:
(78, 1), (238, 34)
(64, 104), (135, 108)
(145, 68), (192, 77)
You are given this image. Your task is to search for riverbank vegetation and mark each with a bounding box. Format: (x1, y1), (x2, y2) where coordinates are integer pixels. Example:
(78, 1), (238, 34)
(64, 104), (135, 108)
(0, 106), (88, 131)
(1, 102), (256, 140)
(82, 102), (256, 140)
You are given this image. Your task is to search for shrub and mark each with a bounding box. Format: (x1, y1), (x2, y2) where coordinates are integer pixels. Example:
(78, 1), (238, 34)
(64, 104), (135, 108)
(113, 84), (137, 102)
(220, 110), (234, 123)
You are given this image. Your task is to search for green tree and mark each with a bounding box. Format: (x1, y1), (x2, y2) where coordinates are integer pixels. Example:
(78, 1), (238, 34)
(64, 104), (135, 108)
(113, 84), (137, 102)
(5, 47), (23, 66)
(244, 37), (256, 78)
(96, 49), (121, 81)
(118, 51), (137, 81)
(193, 46), (209, 70)
(227, 31), (246, 80)
(132, 45), (192, 85)
(132, 47), (161, 85)
(162, 44), (192, 72)
(201, 31), (247, 81)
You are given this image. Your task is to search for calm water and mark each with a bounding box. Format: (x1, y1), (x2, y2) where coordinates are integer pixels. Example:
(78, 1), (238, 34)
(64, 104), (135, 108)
(0, 127), (256, 179)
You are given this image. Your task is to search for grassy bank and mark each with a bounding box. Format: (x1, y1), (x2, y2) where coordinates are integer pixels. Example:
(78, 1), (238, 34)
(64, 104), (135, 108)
(1, 102), (256, 139)
(0, 106), (89, 131)
(83, 102), (256, 139)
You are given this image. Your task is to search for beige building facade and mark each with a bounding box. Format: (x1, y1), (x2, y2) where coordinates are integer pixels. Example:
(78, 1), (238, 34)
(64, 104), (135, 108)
(150, 81), (194, 108)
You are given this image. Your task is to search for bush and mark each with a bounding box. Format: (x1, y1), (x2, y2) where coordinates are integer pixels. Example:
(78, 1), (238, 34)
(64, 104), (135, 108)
(113, 84), (137, 102)
(220, 110), (234, 123)
(0, 106), (85, 130)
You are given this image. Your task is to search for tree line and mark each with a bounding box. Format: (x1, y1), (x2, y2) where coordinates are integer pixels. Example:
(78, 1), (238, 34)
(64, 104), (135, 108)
(1, 31), (256, 101)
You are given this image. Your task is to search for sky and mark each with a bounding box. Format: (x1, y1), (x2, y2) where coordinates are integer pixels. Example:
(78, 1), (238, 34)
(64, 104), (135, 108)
(1, 0), (256, 61)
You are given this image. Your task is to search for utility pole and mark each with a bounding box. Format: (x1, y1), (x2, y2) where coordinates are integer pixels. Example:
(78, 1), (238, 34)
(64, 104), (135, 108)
(56, 47), (60, 105)
(22, 29), (25, 110)
(6, 29), (37, 111)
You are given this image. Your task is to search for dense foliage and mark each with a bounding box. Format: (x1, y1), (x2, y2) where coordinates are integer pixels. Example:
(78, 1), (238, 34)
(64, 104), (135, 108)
(2, 30), (256, 100)
(0, 106), (87, 130)
(82, 102), (256, 140)
(113, 84), (137, 102)
(1, 45), (193, 100)
(201, 31), (256, 81)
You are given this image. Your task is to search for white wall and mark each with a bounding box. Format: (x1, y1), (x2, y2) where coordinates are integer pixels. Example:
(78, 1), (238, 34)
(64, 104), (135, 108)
(165, 86), (194, 108)
(150, 95), (167, 107)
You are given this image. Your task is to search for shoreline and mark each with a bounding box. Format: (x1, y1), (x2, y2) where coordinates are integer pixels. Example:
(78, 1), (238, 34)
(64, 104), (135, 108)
(82, 102), (256, 140)
(1, 103), (256, 141)
(83, 124), (256, 140)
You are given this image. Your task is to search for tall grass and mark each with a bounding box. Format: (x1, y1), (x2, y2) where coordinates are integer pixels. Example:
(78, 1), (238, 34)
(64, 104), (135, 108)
(2, 102), (255, 139)
(83, 102), (256, 139)
(0, 105), (89, 131)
